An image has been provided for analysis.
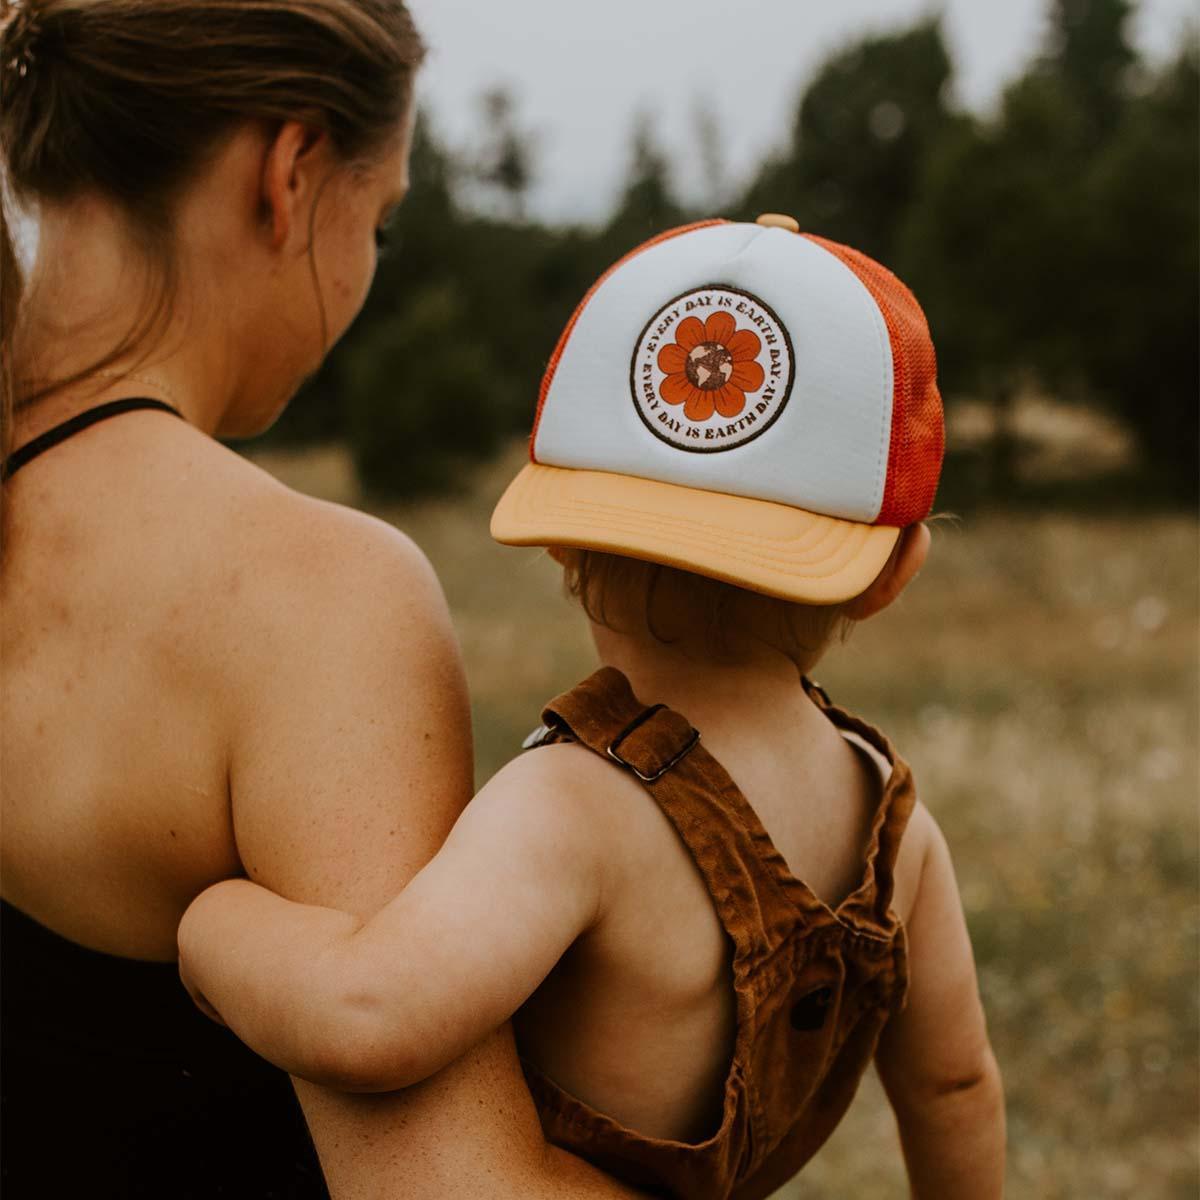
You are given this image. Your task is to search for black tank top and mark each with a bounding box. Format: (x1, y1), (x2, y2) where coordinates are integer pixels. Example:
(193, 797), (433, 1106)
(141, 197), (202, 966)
(2, 401), (329, 1196)
(1, 900), (328, 1198)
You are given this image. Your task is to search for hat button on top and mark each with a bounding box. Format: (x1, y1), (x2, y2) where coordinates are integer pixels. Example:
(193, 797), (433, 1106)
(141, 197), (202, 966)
(756, 213), (800, 233)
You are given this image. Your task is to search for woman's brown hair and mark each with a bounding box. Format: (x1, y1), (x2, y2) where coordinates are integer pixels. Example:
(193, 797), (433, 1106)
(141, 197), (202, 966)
(0, 0), (425, 535)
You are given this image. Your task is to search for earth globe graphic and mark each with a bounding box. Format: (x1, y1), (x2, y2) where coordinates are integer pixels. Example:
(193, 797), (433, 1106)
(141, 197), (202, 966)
(685, 342), (734, 392)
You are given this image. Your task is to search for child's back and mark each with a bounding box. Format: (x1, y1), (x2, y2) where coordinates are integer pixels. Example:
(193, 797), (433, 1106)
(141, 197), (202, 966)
(515, 650), (891, 1147)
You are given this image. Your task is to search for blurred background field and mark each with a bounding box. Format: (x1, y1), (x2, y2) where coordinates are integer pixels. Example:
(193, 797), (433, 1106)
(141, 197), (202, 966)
(252, 421), (1198, 1199)
(247, 0), (1196, 1194)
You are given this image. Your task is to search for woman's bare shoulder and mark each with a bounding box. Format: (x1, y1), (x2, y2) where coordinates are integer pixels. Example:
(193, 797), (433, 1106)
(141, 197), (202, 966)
(155, 435), (456, 741)
(179, 440), (474, 909)
(163, 433), (443, 623)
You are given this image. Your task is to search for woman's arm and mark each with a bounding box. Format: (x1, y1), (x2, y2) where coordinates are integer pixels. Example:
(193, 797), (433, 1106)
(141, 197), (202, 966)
(219, 494), (639, 1199)
(178, 747), (606, 1091)
(874, 806), (1006, 1199)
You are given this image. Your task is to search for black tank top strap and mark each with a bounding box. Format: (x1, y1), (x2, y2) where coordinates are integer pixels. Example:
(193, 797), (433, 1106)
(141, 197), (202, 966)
(2, 397), (182, 480)
(539, 666), (816, 970)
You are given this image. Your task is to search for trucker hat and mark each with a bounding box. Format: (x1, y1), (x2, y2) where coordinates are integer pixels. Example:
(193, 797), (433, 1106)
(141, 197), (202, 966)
(491, 214), (944, 604)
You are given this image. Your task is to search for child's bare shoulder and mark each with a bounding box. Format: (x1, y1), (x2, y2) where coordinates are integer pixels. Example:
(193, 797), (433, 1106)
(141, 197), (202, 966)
(474, 740), (659, 863)
(890, 799), (943, 924)
(483, 738), (648, 810)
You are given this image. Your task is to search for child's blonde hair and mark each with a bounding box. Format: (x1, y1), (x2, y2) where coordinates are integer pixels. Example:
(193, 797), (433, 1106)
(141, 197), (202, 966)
(555, 548), (853, 675)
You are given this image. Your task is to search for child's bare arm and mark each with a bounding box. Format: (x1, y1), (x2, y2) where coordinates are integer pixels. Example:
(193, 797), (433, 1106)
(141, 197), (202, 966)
(177, 747), (607, 1092)
(875, 806), (1005, 1199)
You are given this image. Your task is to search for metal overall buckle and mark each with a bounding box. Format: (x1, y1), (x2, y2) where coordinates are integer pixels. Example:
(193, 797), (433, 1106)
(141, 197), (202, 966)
(605, 705), (701, 783)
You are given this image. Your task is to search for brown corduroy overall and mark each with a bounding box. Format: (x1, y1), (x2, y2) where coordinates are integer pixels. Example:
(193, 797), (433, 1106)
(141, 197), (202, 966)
(521, 667), (916, 1200)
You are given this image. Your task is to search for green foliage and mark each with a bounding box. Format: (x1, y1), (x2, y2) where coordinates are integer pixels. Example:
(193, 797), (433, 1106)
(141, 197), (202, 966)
(898, 71), (1090, 396)
(345, 283), (499, 497)
(262, 3), (1197, 506)
(1043, 0), (1138, 145)
(1079, 39), (1200, 499)
(899, 9), (1196, 498)
(740, 19), (956, 265)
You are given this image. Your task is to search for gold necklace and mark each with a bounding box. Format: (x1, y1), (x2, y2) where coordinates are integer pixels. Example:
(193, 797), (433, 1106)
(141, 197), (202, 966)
(88, 369), (184, 411)
(14, 370), (186, 414)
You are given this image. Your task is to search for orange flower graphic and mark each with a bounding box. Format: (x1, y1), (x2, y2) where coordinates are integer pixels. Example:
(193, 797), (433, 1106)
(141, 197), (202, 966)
(657, 311), (765, 422)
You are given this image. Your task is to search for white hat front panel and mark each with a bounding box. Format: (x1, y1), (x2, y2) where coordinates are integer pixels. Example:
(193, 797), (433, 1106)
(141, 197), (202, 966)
(531, 222), (895, 524)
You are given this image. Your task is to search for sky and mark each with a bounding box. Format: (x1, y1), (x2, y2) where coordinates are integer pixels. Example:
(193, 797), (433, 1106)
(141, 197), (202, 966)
(406, 0), (1196, 224)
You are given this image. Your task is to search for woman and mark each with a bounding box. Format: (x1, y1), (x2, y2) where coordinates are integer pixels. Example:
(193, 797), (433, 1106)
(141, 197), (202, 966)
(0, 3), (639, 1196)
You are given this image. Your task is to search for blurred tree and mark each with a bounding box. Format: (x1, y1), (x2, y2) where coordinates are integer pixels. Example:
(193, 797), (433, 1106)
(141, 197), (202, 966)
(603, 114), (687, 250)
(899, 72), (1089, 494)
(251, 4), (1197, 507)
(1042, 0), (1137, 147)
(473, 87), (536, 222)
(439, 216), (572, 432)
(742, 19), (957, 267)
(1080, 37), (1199, 500)
(345, 283), (499, 496)
(897, 0), (1176, 498)
(691, 99), (727, 214)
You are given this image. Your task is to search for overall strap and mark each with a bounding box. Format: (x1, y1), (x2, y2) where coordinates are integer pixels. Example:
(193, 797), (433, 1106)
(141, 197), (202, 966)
(541, 667), (817, 968)
(802, 678), (917, 930)
(2, 398), (182, 480)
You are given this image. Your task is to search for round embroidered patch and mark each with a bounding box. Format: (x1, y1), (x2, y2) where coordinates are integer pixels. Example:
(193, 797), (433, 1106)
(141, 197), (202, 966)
(629, 284), (795, 454)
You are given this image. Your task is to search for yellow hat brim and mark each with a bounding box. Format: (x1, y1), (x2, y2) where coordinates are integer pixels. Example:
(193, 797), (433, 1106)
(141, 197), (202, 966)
(491, 463), (900, 605)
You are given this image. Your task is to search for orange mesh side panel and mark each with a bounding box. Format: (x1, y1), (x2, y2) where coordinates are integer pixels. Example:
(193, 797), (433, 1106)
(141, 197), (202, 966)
(801, 234), (944, 526)
(529, 219), (728, 461)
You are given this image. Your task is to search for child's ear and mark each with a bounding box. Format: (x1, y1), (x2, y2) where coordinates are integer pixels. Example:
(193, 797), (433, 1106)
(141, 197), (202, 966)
(843, 523), (930, 622)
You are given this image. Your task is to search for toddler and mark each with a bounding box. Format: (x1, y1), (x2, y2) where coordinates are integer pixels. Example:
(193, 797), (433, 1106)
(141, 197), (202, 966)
(179, 215), (1005, 1199)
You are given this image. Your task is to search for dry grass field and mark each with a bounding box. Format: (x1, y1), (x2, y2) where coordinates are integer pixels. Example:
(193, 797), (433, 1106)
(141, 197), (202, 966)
(251, 435), (1198, 1200)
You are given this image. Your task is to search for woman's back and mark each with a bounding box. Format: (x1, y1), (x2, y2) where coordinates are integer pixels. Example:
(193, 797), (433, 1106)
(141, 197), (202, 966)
(1, 408), (333, 1196)
(2, 410), (281, 957)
